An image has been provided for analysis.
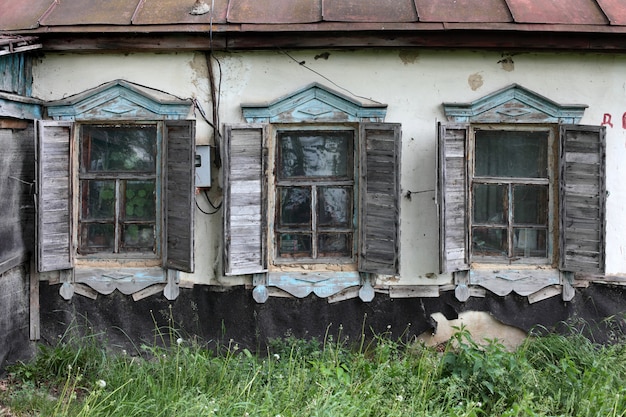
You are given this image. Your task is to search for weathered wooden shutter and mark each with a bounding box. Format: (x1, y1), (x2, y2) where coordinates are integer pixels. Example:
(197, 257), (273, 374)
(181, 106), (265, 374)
(0, 125), (36, 275)
(438, 123), (470, 273)
(559, 124), (606, 274)
(36, 121), (73, 272)
(223, 125), (267, 275)
(164, 120), (195, 273)
(358, 123), (401, 275)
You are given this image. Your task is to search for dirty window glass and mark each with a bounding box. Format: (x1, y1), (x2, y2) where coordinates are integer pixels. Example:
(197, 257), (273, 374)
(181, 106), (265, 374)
(471, 128), (551, 262)
(278, 131), (351, 179)
(275, 129), (355, 261)
(81, 125), (156, 172)
(79, 124), (158, 255)
(475, 130), (547, 178)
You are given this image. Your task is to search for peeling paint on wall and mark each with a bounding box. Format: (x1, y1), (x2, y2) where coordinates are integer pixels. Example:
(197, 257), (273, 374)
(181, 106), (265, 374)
(499, 56), (515, 71)
(468, 72), (483, 91)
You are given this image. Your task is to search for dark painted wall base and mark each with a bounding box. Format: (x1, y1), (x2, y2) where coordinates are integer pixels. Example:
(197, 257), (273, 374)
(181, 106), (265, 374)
(34, 283), (626, 359)
(0, 264), (35, 373)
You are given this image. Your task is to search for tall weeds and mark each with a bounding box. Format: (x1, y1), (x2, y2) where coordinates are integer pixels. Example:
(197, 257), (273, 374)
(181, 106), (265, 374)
(3, 318), (626, 417)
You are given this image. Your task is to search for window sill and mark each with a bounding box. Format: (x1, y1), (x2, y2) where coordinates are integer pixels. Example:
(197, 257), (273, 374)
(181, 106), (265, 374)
(266, 271), (360, 298)
(273, 257), (356, 266)
(74, 267), (166, 295)
(468, 268), (560, 297)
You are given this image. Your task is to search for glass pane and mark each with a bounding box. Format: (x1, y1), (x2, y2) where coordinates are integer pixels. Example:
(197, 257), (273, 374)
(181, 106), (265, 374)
(278, 187), (311, 227)
(81, 125), (156, 173)
(475, 130), (548, 178)
(318, 233), (351, 257)
(122, 224), (155, 252)
(81, 180), (115, 220)
(278, 130), (352, 178)
(513, 185), (548, 225)
(124, 181), (156, 221)
(80, 223), (115, 252)
(473, 183), (506, 224)
(472, 227), (507, 256)
(318, 187), (352, 227)
(513, 228), (547, 257)
(277, 233), (312, 257)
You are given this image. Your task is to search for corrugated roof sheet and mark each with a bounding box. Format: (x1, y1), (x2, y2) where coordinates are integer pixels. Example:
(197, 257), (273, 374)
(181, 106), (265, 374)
(1, 0), (626, 35)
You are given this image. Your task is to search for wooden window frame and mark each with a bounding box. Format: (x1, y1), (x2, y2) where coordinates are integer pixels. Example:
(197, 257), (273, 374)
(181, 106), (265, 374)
(469, 125), (557, 266)
(224, 122), (401, 277)
(271, 125), (358, 265)
(76, 122), (162, 260)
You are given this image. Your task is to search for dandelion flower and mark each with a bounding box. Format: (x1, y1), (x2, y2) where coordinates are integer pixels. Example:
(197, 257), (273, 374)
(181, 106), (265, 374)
(273, 353), (280, 361)
(176, 337), (184, 345)
(96, 380), (107, 389)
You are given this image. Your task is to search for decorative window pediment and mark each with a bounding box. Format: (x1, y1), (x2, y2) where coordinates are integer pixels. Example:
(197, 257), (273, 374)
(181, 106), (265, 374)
(241, 82), (387, 123)
(443, 84), (587, 124)
(46, 79), (192, 121)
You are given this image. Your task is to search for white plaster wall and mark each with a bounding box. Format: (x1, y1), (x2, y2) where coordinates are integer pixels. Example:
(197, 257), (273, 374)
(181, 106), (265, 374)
(32, 49), (626, 286)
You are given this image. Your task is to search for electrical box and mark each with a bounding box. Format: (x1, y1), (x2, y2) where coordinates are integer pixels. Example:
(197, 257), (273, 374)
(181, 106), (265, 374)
(195, 145), (211, 188)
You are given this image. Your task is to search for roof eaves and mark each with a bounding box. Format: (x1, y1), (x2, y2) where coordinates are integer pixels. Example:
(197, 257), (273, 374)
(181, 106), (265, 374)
(0, 35), (42, 56)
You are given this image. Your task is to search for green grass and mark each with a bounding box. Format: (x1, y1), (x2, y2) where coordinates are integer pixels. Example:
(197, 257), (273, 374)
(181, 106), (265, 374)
(2, 323), (626, 417)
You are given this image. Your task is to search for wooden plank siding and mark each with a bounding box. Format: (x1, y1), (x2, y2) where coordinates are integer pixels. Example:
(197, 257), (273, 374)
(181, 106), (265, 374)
(36, 121), (73, 272)
(164, 121), (195, 272)
(0, 125), (35, 274)
(0, 53), (33, 96)
(559, 125), (606, 274)
(438, 123), (470, 273)
(223, 125), (267, 275)
(358, 123), (401, 275)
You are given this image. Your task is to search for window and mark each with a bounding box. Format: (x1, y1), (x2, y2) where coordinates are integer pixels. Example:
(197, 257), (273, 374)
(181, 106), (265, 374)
(439, 85), (606, 280)
(223, 123), (400, 277)
(275, 129), (355, 261)
(78, 124), (159, 256)
(439, 123), (605, 274)
(470, 127), (554, 264)
(37, 80), (196, 283)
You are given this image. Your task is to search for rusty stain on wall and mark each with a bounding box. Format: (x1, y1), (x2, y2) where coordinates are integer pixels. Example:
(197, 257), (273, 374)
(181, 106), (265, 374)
(189, 52), (209, 90)
(468, 72), (483, 90)
(398, 50), (419, 65)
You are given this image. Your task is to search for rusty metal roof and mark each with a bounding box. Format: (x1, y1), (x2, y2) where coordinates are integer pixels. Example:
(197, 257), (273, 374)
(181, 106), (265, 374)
(2, 0), (626, 51)
(507, 0), (608, 25)
(415, 0), (512, 23)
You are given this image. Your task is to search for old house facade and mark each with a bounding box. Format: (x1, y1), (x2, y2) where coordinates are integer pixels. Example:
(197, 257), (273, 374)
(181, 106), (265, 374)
(2, 0), (626, 368)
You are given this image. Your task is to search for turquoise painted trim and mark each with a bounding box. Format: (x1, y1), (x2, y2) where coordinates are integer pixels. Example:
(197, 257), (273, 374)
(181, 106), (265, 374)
(443, 84), (587, 124)
(74, 267), (166, 295)
(267, 271), (361, 298)
(468, 268), (560, 297)
(0, 54), (33, 97)
(0, 93), (42, 119)
(46, 79), (192, 121)
(242, 82), (387, 123)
